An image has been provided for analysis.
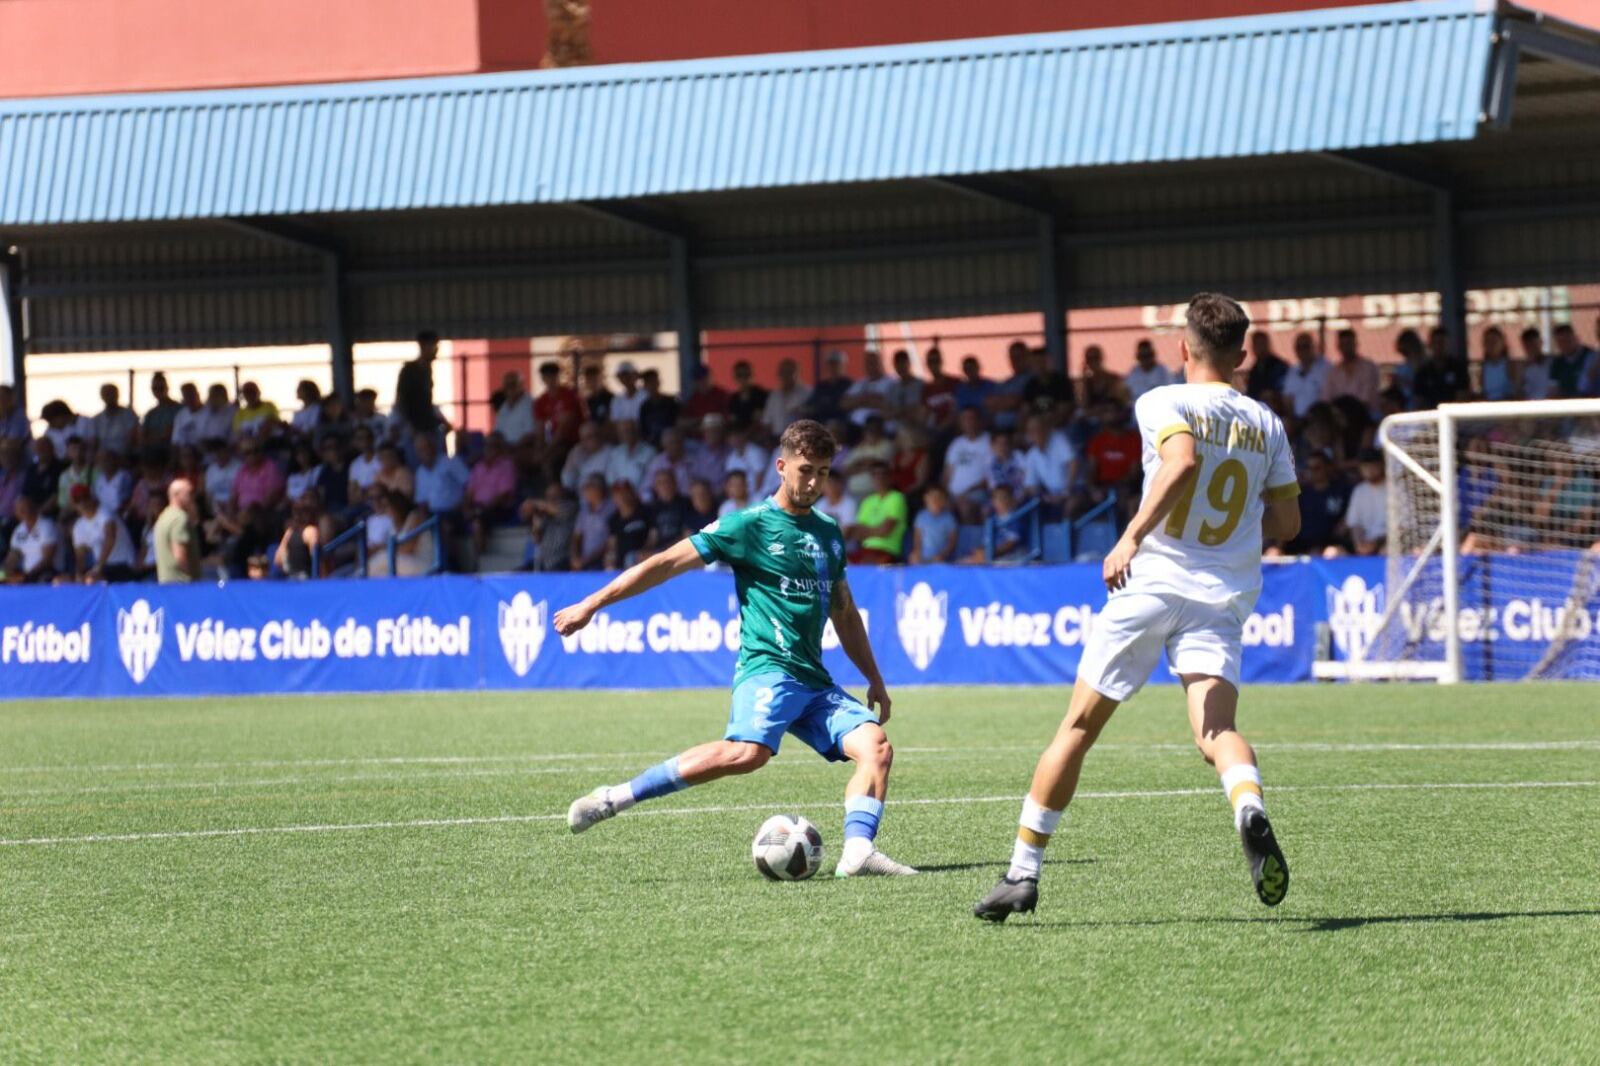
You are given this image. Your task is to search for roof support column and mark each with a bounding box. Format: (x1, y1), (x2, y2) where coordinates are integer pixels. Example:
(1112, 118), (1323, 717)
(323, 252), (354, 403)
(1432, 189), (1466, 364)
(0, 252), (23, 410)
(1037, 215), (1066, 375)
(925, 177), (1067, 374)
(669, 235), (701, 395)
(574, 202), (701, 391)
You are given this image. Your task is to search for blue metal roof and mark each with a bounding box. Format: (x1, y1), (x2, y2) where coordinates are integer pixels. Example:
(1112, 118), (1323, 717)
(0, 0), (1498, 226)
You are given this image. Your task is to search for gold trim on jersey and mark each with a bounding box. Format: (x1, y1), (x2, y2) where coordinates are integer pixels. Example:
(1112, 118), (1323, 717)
(1156, 422), (1194, 446)
(1264, 482), (1301, 501)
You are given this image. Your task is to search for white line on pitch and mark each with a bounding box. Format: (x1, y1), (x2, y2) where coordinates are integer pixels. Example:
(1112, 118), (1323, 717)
(5, 738), (1598, 779)
(1, 779), (1594, 848)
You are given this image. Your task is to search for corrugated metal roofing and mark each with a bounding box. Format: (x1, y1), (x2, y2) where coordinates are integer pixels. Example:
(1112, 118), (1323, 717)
(0, 1), (1501, 226)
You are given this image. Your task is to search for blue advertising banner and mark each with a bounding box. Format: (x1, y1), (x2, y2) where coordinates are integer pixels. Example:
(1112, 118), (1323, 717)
(1, 553), (1592, 699)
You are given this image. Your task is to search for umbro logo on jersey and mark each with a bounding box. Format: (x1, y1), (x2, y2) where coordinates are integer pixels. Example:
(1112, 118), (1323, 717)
(768, 541), (785, 555)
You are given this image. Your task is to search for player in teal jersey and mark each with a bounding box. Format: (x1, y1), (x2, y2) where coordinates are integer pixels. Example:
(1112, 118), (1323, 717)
(555, 419), (916, 877)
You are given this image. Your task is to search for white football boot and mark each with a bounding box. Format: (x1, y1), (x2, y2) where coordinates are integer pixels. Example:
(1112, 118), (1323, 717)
(567, 788), (620, 834)
(835, 846), (918, 877)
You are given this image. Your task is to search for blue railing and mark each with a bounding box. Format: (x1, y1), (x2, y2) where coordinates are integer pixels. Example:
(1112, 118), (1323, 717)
(389, 514), (446, 576)
(983, 498), (1043, 563)
(1068, 493), (1119, 560)
(312, 519), (369, 579)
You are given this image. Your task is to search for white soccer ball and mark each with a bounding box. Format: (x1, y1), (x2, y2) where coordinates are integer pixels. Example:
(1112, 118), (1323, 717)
(751, 814), (824, 881)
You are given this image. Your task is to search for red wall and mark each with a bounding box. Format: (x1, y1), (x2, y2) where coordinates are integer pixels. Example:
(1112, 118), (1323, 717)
(591, 0), (1384, 64)
(0, 0), (1392, 98)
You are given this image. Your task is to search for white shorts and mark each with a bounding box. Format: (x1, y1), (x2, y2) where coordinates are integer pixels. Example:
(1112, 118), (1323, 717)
(1076, 591), (1243, 701)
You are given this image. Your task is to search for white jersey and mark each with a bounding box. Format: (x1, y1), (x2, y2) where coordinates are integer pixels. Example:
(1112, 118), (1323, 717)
(1128, 383), (1298, 613)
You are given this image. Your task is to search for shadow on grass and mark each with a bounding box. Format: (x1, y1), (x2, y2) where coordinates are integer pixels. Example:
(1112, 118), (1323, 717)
(1009, 908), (1600, 932)
(916, 858), (1096, 874)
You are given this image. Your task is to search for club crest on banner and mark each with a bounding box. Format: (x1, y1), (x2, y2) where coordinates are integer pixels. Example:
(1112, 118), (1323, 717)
(499, 592), (549, 677)
(117, 599), (164, 684)
(1328, 574), (1385, 660)
(895, 581), (948, 672)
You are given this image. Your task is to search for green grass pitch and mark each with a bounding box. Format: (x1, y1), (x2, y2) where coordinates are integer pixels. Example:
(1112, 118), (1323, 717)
(1, 683), (1597, 1063)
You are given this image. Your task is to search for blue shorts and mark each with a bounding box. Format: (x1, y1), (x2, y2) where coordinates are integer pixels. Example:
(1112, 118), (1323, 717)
(726, 672), (878, 762)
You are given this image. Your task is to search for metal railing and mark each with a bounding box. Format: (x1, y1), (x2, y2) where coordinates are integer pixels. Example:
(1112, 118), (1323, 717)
(984, 497), (1043, 563)
(389, 514), (446, 576)
(311, 518), (369, 578)
(1069, 494), (1119, 560)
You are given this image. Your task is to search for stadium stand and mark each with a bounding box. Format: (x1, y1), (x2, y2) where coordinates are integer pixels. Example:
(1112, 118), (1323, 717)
(5, 317), (1600, 585)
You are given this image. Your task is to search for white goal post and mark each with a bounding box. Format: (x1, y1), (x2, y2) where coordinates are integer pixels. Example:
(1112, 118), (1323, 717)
(1319, 398), (1600, 684)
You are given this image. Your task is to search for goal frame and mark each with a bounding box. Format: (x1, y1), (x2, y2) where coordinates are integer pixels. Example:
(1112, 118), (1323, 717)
(1320, 398), (1600, 685)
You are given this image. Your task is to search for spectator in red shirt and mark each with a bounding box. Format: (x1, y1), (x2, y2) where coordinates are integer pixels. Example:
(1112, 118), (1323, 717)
(682, 365), (731, 428)
(922, 347), (960, 430)
(533, 361), (583, 447)
(1084, 400), (1142, 524)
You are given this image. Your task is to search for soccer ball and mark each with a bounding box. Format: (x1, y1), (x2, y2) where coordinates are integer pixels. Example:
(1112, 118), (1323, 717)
(751, 814), (824, 881)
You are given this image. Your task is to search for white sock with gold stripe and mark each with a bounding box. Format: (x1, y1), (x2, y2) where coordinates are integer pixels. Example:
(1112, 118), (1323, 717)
(1006, 797), (1063, 881)
(1220, 764), (1265, 830)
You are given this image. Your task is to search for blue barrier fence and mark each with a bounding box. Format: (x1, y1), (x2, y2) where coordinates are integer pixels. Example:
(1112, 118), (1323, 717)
(1, 555), (1593, 699)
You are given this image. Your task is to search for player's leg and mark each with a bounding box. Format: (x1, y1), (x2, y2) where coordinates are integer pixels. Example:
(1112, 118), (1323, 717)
(787, 687), (915, 876)
(835, 722), (915, 876)
(567, 675), (793, 834)
(1171, 603), (1289, 906)
(975, 594), (1172, 921)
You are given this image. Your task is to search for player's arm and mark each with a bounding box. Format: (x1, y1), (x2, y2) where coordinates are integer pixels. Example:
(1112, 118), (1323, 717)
(1103, 430), (1199, 592)
(553, 536), (704, 635)
(828, 576), (891, 723)
(1262, 495), (1301, 542)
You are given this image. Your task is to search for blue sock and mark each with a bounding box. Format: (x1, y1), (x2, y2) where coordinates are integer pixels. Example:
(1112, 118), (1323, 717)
(844, 795), (884, 844)
(621, 757), (687, 807)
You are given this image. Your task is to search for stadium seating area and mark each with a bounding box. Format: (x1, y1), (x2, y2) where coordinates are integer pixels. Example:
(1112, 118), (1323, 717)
(2, 318), (1599, 585)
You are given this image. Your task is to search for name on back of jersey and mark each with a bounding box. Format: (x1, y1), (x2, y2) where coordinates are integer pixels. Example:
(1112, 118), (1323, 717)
(1185, 413), (1267, 454)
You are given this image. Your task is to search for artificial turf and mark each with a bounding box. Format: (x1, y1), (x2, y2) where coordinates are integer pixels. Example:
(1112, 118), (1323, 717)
(1, 683), (1596, 1063)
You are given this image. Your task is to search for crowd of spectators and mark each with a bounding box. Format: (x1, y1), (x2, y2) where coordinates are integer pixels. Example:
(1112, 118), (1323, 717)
(4, 315), (1600, 585)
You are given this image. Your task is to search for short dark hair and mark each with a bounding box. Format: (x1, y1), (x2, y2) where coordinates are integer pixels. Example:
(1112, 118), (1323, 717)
(779, 419), (837, 461)
(1521, 327), (1541, 341)
(1184, 293), (1250, 355)
(417, 330), (439, 346)
(1554, 323), (1575, 335)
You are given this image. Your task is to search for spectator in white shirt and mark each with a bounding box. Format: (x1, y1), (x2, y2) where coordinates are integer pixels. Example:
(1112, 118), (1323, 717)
(192, 384), (237, 445)
(718, 469), (753, 518)
(603, 418), (657, 494)
(816, 470), (857, 532)
(69, 486), (136, 582)
(608, 362), (648, 425)
(1124, 339), (1177, 401)
(943, 407), (993, 523)
(1282, 331), (1331, 419)
(842, 350), (899, 428)
(348, 426), (383, 500)
(493, 371), (537, 445)
(205, 439), (242, 513)
(5, 495), (59, 584)
(722, 423), (770, 488)
(561, 421), (613, 491)
(170, 383), (209, 448)
(92, 383), (141, 457)
(42, 400), (96, 458)
(290, 380), (323, 438)
(762, 358), (812, 438)
(1020, 413), (1080, 517)
(1336, 449), (1388, 556)
(94, 449), (133, 514)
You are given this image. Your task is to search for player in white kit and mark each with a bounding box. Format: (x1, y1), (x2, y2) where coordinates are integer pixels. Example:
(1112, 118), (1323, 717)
(974, 293), (1303, 921)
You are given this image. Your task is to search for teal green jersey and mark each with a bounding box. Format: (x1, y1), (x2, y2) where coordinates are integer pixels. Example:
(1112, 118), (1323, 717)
(689, 498), (847, 690)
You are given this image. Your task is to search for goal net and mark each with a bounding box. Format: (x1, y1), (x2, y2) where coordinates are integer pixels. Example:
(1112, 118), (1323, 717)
(1344, 399), (1600, 683)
